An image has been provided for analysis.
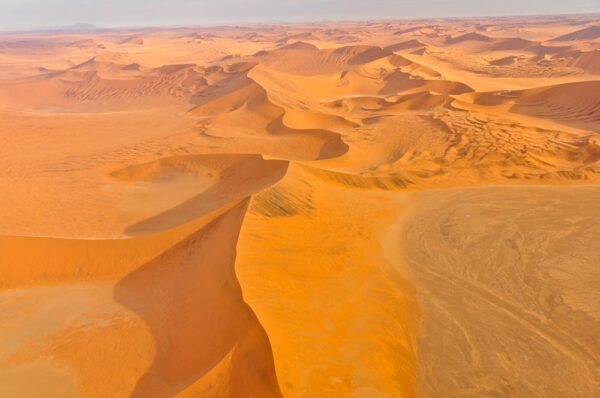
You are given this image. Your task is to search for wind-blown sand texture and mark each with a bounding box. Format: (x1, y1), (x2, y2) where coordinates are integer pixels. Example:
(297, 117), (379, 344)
(0, 14), (599, 397)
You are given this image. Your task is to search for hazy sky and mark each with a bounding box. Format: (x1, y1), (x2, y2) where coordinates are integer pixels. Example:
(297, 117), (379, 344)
(1, 0), (599, 30)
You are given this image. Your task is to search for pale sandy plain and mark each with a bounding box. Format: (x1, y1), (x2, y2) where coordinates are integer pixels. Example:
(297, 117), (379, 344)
(0, 14), (599, 398)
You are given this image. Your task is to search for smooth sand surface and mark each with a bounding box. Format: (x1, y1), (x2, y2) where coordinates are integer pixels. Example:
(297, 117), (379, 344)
(395, 186), (600, 397)
(0, 14), (599, 397)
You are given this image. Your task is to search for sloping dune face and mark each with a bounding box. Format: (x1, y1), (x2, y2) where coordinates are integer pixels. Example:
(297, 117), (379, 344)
(1, 15), (600, 398)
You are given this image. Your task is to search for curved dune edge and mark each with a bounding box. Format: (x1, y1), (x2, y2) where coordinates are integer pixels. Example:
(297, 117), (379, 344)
(0, 153), (289, 240)
(0, 154), (290, 397)
(1, 200), (238, 289)
(453, 80), (600, 131)
(188, 65), (350, 161)
(111, 154), (290, 236)
(0, 200), (282, 398)
(235, 163), (421, 398)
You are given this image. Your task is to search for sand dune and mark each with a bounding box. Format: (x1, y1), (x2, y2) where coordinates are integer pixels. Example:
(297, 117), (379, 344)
(189, 66), (349, 160)
(0, 202), (282, 397)
(1, 14), (599, 398)
(257, 44), (393, 75)
(111, 154), (289, 235)
(566, 49), (600, 74)
(459, 80), (600, 131)
(446, 32), (493, 44)
(385, 39), (427, 52)
(509, 81), (600, 130)
(550, 25), (600, 41)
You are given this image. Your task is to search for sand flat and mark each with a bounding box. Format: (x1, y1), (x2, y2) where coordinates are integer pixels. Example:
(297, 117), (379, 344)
(396, 185), (600, 397)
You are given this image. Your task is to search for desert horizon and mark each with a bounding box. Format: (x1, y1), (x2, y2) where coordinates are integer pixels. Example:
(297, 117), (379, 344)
(0, 7), (599, 398)
(3, 11), (600, 33)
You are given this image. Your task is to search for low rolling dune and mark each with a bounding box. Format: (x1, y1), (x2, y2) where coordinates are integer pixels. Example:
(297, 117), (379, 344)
(0, 14), (599, 398)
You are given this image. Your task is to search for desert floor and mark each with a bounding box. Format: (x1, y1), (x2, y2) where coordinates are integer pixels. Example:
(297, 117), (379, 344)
(0, 15), (599, 397)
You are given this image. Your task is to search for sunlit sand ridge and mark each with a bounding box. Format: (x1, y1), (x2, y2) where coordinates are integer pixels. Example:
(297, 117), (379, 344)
(0, 14), (599, 397)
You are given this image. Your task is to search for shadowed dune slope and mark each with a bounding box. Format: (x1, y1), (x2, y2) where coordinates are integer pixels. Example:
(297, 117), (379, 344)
(111, 154), (289, 236)
(460, 81), (600, 131)
(550, 25), (600, 41)
(567, 50), (600, 74)
(189, 67), (349, 160)
(0, 202), (282, 397)
(509, 81), (600, 130)
(114, 200), (281, 398)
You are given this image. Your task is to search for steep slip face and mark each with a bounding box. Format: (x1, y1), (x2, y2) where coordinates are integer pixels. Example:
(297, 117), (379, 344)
(0, 201), (282, 398)
(111, 154), (289, 236)
(0, 154), (289, 397)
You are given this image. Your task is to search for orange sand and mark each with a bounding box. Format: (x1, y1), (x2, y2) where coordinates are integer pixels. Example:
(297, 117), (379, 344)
(1, 15), (599, 397)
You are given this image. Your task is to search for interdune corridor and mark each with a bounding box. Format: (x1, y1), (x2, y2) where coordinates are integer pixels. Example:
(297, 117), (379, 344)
(1, 14), (599, 397)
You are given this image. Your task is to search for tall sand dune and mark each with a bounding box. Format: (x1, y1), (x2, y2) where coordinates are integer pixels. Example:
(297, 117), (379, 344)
(1, 202), (282, 397)
(550, 25), (600, 41)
